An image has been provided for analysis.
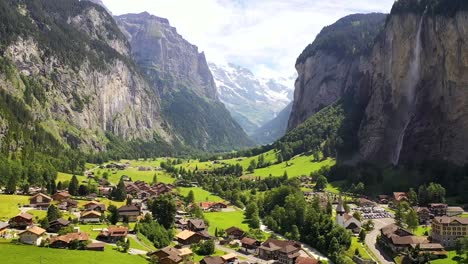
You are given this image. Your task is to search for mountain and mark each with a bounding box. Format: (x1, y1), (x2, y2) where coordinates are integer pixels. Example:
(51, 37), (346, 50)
(251, 102), (292, 145)
(116, 13), (252, 151)
(288, 0), (468, 165)
(209, 62), (294, 135)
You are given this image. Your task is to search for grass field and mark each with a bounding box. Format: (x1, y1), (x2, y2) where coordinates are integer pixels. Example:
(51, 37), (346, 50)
(413, 225), (431, 236)
(93, 167), (175, 185)
(249, 155), (335, 178)
(430, 251), (465, 264)
(346, 237), (372, 260)
(75, 198), (126, 209)
(0, 241), (148, 264)
(325, 180), (347, 194)
(0, 195), (29, 221)
(178, 187), (224, 203)
(204, 210), (250, 235)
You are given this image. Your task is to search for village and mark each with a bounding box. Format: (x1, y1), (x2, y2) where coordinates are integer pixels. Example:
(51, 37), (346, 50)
(0, 160), (467, 264)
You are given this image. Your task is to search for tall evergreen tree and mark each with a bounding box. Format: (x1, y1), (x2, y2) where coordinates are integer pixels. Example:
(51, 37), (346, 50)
(47, 205), (61, 222)
(69, 175), (79, 196)
(150, 195), (176, 229)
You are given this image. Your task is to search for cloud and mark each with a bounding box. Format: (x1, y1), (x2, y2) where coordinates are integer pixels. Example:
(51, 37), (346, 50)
(102, 0), (395, 80)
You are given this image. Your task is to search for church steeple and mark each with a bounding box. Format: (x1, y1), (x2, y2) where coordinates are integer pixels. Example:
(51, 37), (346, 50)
(336, 193), (345, 227)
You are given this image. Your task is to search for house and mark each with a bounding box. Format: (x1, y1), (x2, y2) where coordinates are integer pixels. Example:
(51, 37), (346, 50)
(175, 219), (188, 230)
(80, 210), (101, 223)
(83, 201), (106, 212)
(410, 243), (447, 258)
(148, 246), (193, 264)
(446, 206), (464, 217)
(49, 232), (89, 248)
(241, 237), (260, 253)
(336, 195), (362, 233)
(0, 222), (9, 238)
(431, 216), (468, 248)
(118, 204), (140, 222)
(97, 226), (128, 243)
(52, 191), (71, 202)
(98, 186), (111, 196)
(428, 203), (448, 216)
(357, 198), (377, 208)
(413, 207), (431, 224)
(9, 213), (33, 229)
(29, 193), (52, 209)
(258, 239), (301, 264)
(175, 230), (209, 246)
(200, 256), (225, 264)
(378, 195), (390, 204)
(187, 219), (206, 232)
(225, 226), (245, 239)
(86, 242), (106, 251)
(48, 218), (70, 233)
(221, 253), (237, 264)
(380, 224), (429, 254)
(295, 256), (318, 264)
(393, 192), (408, 203)
(19, 226), (46, 245)
(199, 202), (228, 212)
(58, 199), (78, 211)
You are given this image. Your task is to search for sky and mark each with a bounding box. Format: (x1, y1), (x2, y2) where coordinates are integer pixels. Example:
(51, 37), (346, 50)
(102, 0), (395, 80)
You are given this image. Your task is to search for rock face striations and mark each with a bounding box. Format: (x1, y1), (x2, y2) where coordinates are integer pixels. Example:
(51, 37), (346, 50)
(289, 0), (468, 165)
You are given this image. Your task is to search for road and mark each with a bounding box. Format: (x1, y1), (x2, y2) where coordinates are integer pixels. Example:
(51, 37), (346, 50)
(364, 218), (395, 264)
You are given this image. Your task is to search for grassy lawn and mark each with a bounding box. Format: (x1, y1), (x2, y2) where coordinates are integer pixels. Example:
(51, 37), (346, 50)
(0, 241), (148, 264)
(346, 237), (372, 260)
(0, 195), (30, 221)
(56, 172), (87, 185)
(77, 224), (111, 238)
(75, 198), (126, 209)
(137, 232), (156, 251)
(460, 213), (468, 218)
(325, 180), (347, 194)
(250, 155), (335, 178)
(128, 236), (150, 252)
(204, 210), (250, 235)
(413, 225), (431, 236)
(430, 250), (466, 264)
(178, 187), (224, 203)
(93, 167), (174, 185)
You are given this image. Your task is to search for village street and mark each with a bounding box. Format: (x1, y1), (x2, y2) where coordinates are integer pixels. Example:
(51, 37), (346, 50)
(365, 218), (395, 264)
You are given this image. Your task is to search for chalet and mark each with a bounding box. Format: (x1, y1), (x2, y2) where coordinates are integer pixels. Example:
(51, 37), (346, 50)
(52, 191), (71, 202)
(446, 206), (464, 217)
(97, 226), (128, 243)
(199, 202), (228, 212)
(83, 201), (106, 212)
(378, 195), (390, 204)
(175, 219), (188, 230)
(0, 222), (9, 238)
(58, 199), (78, 211)
(428, 203), (448, 216)
(295, 256), (319, 264)
(19, 226), (46, 245)
(410, 243), (447, 258)
(29, 193), (52, 209)
(431, 216), (468, 247)
(9, 213), (33, 229)
(380, 224), (429, 254)
(413, 207), (431, 224)
(393, 192), (409, 203)
(200, 256), (225, 264)
(98, 187), (111, 196)
(240, 237), (260, 253)
(187, 219), (206, 232)
(258, 239), (302, 264)
(357, 198), (376, 208)
(225, 226), (245, 240)
(175, 230), (209, 246)
(148, 246), (193, 264)
(118, 204), (140, 222)
(86, 242), (106, 251)
(48, 218), (70, 233)
(221, 253), (237, 264)
(49, 232), (89, 248)
(80, 210), (101, 223)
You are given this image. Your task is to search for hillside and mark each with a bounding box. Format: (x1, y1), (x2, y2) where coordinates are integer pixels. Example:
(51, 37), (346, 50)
(209, 62), (294, 135)
(251, 102), (292, 145)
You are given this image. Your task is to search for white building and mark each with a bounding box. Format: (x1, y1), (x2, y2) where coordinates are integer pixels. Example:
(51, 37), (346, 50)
(336, 194), (362, 233)
(19, 226), (46, 245)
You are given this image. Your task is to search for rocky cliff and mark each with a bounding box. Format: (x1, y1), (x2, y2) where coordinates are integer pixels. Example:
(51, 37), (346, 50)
(116, 13), (252, 150)
(0, 0), (170, 154)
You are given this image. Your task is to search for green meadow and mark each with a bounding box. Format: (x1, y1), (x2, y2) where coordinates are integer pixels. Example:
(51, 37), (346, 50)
(0, 195), (30, 221)
(204, 210), (250, 235)
(178, 187), (224, 203)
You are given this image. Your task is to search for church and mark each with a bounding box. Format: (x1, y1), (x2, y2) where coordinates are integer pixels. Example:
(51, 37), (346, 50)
(336, 195), (362, 233)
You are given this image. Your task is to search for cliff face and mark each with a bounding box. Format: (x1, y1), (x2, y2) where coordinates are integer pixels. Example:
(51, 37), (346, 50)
(288, 14), (387, 131)
(358, 10), (468, 165)
(116, 13), (252, 150)
(0, 0), (168, 152)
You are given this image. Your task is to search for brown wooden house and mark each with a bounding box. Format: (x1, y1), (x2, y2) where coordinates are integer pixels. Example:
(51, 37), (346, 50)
(97, 226), (128, 243)
(176, 230), (208, 246)
(29, 193), (52, 209)
(52, 191), (71, 202)
(9, 213), (33, 229)
(225, 226), (245, 239)
(118, 204), (140, 222)
(187, 219), (206, 232)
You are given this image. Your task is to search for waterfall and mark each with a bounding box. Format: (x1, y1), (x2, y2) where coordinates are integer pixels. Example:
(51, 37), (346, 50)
(391, 14), (425, 165)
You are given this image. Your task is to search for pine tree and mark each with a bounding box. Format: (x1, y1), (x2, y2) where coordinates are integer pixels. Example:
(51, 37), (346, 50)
(69, 175), (79, 196)
(186, 190), (195, 204)
(47, 205), (61, 222)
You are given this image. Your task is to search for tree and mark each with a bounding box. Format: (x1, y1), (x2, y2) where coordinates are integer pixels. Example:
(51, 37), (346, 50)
(314, 175), (328, 191)
(245, 202), (258, 220)
(358, 229), (366, 242)
(363, 220), (374, 232)
(290, 225), (300, 241)
(39, 217), (49, 230)
(150, 195), (176, 229)
(5, 175), (17, 194)
(247, 159), (256, 173)
(152, 173), (158, 185)
(426, 183), (446, 203)
(406, 208), (419, 231)
(112, 179), (127, 201)
(186, 190), (195, 204)
(326, 200), (333, 215)
(49, 180), (57, 195)
(455, 237), (468, 258)
(408, 188), (418, 205)
(47, 205), (61, 222)
(197, 240), (215, 255)
(353, 211), (362, 222)
(57, 181), (63, 191)
(107, 205), (119, 225)
(78, 184), (88, 196)
(69, 175), (79, 196)
(189, 203), (204, 219)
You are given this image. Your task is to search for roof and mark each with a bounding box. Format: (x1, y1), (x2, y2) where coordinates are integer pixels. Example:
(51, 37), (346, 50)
(30, 193), (52, 201)
(201, 256), (225, 264)
(240, 237), (259, 245)
(411, 243), (444, 250)
(15, 213), (33, 220)
(413, 207), (430, 213)
(226, 226), (244, 235)
(83, 201), (102, 207)
(433, 216), (468, 225)
(393, 192), (408, 201)
(50, 232), (89, 244)
(81, 210), (102, 218)
(20, 226), (46, 236)
(50, 218), (70, 226)
(0, 222), (9, 230)
(261, 239), (301, 252)
(295, 256), (319, 264)
(391, 236), (428, 245)
(118, 204), (140, 212)
(336, 195), (345, 213)
(53, 191), (70, 198)
(178, 247), (193, 256)
(176, 230), (196, 240)
(188, 219), (206, 229)
(221, 253), (237, 260)
(447, 206), (464, 212)
(87, 242), (106, 249)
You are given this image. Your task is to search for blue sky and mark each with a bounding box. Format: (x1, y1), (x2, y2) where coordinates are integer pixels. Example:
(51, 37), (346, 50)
(102, 0), (395, 80)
